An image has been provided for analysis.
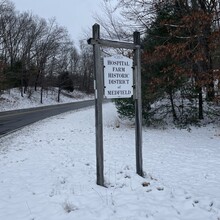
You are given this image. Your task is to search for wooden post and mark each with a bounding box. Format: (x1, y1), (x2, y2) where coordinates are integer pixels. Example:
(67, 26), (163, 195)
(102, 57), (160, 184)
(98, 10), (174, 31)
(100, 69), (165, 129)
(92, 24), (104, 186)
(88, 24), (143, 186)
(133, 31), (143, 177)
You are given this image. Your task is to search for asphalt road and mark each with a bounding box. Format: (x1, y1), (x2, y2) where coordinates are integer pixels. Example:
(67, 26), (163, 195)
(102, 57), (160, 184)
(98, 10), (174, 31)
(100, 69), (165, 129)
(0, 100), (95, 137)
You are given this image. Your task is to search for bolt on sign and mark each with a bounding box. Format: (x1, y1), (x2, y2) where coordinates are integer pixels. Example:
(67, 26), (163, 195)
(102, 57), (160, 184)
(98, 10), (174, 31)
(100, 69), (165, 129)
(104, 55), (133, 99)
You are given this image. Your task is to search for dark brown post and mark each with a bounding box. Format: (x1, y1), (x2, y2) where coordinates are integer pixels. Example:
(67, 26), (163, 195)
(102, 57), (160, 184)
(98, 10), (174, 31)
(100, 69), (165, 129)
(133, 31), (143, 177)
(92, 24), (104, 186)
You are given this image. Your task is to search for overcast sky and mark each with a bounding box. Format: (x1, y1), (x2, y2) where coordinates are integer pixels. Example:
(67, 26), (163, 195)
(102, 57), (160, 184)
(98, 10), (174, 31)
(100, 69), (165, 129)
(11, 0), (102, 46)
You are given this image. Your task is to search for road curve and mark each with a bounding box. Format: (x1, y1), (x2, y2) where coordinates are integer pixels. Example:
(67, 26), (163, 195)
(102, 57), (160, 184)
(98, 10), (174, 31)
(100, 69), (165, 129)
(0, 100), (94, 137)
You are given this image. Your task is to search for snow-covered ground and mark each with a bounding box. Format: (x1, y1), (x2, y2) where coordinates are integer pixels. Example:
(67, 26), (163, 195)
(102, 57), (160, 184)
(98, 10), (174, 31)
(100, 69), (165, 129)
(0, 88), (93, 112)
(0, 102), (220, 220)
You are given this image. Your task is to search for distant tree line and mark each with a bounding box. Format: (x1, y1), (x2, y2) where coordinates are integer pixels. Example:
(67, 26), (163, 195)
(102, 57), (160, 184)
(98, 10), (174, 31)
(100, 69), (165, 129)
(0, 0), (94, 103)
(99, 0), (220, 127)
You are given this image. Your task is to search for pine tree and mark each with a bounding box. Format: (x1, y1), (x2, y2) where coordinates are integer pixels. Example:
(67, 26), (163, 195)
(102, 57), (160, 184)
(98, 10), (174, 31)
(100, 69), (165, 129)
(115, 0), (220, 126)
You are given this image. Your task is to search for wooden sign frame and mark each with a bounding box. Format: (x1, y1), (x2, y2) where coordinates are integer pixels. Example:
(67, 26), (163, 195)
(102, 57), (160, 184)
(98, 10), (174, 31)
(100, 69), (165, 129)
(88, 24), (143, 186)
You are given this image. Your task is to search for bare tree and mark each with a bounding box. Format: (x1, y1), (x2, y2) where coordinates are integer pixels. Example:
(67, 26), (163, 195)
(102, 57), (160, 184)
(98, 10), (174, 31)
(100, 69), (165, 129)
(0, 0), (96, 102)
(78, 40), (93, 93)
(19, 14), (47, 96)
(95, 0), (156, 41)
(0, 0), (16, 66)
(33, 18), (68, 103)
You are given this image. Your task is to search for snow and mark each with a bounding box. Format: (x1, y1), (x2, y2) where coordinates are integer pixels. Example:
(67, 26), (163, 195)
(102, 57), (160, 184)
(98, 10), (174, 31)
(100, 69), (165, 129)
(0, 102), (220, 220)
(0, 88), (93, 112)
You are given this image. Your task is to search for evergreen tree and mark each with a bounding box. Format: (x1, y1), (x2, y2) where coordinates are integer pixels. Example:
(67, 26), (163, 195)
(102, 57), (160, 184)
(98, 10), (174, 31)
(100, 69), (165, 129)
(115, 0), (220, 126)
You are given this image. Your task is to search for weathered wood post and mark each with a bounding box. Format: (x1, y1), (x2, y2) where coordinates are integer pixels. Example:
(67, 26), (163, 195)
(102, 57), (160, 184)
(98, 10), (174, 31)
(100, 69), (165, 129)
(88, 24), (143, 186)
(92, 24), (104, 186)
(133, 31), (143, 177)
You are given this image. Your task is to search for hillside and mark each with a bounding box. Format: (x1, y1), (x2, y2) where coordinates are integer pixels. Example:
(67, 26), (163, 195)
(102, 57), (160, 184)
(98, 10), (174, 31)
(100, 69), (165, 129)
(0, 88), (94, 112)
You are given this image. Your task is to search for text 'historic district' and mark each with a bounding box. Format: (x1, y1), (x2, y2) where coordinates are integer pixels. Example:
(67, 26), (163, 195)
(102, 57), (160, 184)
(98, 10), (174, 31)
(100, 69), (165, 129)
(104, 56), (133, 99)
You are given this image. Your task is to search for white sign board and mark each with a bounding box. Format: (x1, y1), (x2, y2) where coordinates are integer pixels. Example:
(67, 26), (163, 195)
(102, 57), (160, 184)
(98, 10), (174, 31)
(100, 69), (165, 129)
(104, 55), (133, 99)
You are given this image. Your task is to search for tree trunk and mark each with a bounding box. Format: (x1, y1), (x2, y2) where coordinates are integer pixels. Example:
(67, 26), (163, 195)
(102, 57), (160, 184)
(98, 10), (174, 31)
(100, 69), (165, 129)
(198, 87), (204, 119)
(40, 86), (43, 104)
(35, 71), (40, 91)
(207, 81), (215, 101)
(169, 89), (177, 121)
(58, 87), (61, 102)
(20, 80), (24, 97)
(205, 40), (214, 101)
